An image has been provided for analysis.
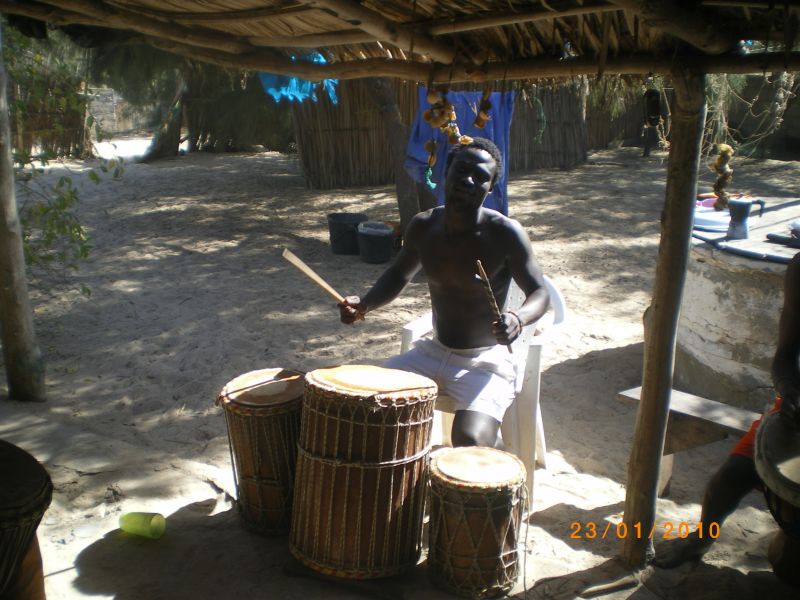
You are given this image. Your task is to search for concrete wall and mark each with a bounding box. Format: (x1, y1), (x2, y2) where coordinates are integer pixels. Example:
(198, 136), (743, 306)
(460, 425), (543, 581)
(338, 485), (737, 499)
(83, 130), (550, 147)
(675, 243), (786, 412)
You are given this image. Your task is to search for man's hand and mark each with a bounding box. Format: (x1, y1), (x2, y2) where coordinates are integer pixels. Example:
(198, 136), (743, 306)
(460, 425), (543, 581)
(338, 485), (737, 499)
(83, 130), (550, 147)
(779, 392), (800, 431)
(339, 296), (366, 324)
(492, 312), (522, 346)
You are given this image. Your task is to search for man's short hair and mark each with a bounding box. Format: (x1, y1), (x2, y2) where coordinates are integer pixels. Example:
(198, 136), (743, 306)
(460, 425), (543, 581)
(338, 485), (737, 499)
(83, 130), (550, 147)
(446, 136), (503, 185)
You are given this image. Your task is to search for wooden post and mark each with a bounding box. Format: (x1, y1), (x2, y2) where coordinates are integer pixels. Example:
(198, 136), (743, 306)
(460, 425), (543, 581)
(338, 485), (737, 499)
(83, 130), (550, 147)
(620, 69), (706, 568)
(365, 77), (419, 234)
(0, 28), (46, 401)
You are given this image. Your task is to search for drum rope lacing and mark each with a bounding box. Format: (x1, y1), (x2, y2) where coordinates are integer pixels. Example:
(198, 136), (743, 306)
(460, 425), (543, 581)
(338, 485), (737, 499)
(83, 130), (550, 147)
(295, 444), (431, 468)
(428, 453), (530, 597)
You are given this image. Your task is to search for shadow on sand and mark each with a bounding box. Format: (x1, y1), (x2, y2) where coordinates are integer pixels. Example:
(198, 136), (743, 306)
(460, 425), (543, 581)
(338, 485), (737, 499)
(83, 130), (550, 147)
(518, 554), (797, 600)
(73, 499), (451, 600)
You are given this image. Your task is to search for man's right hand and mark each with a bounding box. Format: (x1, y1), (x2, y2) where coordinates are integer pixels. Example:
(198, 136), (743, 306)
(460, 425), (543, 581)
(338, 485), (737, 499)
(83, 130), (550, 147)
(339, 296), (366, 324)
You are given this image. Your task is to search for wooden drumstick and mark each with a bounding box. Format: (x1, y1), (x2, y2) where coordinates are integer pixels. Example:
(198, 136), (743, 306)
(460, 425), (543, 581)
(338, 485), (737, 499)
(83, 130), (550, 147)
(282, 248), (345, 304)
(476, 259), (513, 354)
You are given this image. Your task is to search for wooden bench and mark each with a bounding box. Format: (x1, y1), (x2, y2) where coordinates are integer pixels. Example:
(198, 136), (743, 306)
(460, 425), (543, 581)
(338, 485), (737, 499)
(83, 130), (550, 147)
(617, 386), (761, 496)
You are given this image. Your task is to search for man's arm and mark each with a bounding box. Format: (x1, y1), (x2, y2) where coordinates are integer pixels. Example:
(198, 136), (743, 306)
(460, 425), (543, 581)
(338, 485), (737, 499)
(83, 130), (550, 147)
(773, 252), (800, 429)
(339, 215), (424, 324)
(492, 218), (550, 345)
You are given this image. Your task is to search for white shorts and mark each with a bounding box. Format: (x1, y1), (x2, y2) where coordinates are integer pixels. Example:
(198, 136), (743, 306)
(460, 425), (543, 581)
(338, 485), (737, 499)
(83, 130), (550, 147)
(383, 338), (517, 422)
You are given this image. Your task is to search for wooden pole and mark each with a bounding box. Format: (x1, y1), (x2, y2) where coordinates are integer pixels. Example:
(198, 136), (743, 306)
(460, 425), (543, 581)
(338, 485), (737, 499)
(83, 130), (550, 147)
(620, 68), (706, 568)
(0, 27), (46, 402)
(365, 77), (419, 234)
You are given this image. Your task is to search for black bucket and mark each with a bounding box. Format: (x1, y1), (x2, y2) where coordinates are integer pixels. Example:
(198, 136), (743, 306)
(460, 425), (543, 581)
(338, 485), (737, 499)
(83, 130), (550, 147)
(327, 212), (368, 255)
(357, 221), (394, 264)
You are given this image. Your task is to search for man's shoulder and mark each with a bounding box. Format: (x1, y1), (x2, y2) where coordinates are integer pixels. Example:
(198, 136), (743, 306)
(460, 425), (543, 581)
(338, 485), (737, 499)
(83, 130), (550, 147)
(481, 209), (524, 233)
(409, 207), (444, 231)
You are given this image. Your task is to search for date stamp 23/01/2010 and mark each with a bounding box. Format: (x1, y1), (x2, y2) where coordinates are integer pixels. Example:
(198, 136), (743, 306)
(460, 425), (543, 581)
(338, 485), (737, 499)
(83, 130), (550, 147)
(569, 521), (720, 540)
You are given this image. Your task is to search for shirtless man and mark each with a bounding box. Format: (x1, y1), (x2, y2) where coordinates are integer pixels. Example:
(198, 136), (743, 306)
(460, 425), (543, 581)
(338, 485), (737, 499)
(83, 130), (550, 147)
(654, 251), (800, 568)
(339, 137), (550, 447)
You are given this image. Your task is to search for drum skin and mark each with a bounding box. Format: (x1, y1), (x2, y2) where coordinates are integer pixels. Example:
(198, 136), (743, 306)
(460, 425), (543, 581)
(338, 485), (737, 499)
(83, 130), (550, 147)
(217, 368), (304, 535)
(755, 411), (800, 539)
(0, 440), (52, 597)
(427, 446), (526, 599)
(290, 365), (437, 579)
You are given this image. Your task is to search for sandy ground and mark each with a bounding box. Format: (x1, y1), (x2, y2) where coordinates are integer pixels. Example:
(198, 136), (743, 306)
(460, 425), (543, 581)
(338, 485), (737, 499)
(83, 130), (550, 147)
(1, 141), (799, 600)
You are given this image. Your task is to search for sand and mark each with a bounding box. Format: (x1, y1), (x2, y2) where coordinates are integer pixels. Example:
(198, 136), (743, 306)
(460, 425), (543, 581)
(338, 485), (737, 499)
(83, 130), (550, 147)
(1, 141), (798, 599)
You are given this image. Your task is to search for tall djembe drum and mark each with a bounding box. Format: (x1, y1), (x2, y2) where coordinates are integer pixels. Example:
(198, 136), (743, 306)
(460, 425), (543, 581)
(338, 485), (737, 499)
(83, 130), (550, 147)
(217, 368), (304, 534)
(290, 365), (437, 579)
(754, 411), (800, 587)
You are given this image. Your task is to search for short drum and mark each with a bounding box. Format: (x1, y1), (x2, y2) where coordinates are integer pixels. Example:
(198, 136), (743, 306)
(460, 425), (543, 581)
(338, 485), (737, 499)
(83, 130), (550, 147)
(290, 365), (437, 579)
(0, 440), (53, 598)
(217, 368), (304, 534)
(428, 446), (527, 599)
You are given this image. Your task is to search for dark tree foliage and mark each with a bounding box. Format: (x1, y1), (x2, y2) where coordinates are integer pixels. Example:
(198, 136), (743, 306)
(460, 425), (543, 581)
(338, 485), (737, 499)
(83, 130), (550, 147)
(89, 43), (295, 155)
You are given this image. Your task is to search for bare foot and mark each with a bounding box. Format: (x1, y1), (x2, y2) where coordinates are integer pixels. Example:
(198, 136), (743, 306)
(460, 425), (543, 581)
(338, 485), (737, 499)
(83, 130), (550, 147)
(652, 533), (713, 569)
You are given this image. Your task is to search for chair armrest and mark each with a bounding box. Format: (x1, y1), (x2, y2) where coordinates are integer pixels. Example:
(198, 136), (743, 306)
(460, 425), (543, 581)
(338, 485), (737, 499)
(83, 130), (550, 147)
(400, 311), (434, 353)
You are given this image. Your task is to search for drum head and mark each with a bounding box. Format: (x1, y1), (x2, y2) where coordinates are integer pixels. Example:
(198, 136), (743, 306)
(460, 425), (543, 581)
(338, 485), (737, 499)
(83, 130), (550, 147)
(218, 368), (304, 409)
(0, 440), (53, 525)
(305, 365), (437, 402)
(755, 411), (800, 506)
(431, 447), (525, 489)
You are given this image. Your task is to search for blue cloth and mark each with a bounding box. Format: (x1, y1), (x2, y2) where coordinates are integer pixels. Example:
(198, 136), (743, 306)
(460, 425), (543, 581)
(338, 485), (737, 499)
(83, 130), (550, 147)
(258, 53), (338, 104)
(405, 88), (515, 215)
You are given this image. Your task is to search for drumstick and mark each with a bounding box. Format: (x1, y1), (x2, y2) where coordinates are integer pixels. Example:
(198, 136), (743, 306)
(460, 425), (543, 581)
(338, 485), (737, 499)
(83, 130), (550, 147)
(282, 248), (345, 304)
(476, 260), (513, 354)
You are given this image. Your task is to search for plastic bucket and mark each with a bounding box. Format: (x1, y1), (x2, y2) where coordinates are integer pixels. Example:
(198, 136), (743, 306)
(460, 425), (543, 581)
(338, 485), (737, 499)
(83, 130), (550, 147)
(327, 213), (368, 255)
(357, 221), (394, 264)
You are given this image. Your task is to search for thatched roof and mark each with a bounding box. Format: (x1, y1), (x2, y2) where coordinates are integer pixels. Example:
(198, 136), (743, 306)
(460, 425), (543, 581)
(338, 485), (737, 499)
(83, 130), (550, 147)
(3, 1), (799, 83)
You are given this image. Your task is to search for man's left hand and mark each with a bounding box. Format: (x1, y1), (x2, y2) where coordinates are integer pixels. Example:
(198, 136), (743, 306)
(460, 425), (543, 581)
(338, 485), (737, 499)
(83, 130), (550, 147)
(493, 312), (522, 346)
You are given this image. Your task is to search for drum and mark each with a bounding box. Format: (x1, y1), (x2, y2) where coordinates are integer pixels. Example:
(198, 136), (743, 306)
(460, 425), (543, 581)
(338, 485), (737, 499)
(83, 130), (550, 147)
(754, 410), (800, 539)
(0, 439), (53, 598)
(289, 365), (437, 579)
(217, 368), (304, 534)
(428, 446), (527, 599)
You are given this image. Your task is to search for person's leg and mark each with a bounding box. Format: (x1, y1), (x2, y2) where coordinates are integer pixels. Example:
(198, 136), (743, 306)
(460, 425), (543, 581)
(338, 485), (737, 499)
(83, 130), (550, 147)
(653, 454), (760, 568)
(451, 410), (502, 448)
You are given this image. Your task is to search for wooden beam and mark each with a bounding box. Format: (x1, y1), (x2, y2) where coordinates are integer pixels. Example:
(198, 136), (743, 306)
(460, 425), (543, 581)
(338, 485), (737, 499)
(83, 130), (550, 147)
(104, 1), (312, 23)
(3, 2), (799, 80)
(159, 34), (800, 81)
(620, 68), (707, 569)
(248, 29), (376, 48)
(34, 0), (255, 54)
(0, 28), (46, 402)
(609, 0), (740, 54)
(424, 0), (621, 35)
(304, 0), (455, 63)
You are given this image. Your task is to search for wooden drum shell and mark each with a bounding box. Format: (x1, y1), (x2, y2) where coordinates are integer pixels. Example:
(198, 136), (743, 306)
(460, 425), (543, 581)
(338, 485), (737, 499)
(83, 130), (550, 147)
(755, 411), (800, 539)
(427, 447), (526, 599)
(290, 366), (437, 579)
(217, 369), (303, 535)
(0, 440), (53, 597)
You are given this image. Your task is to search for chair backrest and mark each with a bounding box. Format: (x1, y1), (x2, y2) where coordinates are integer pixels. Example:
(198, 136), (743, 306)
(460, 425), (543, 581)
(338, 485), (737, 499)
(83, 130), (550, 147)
(401, 274), (567, 355)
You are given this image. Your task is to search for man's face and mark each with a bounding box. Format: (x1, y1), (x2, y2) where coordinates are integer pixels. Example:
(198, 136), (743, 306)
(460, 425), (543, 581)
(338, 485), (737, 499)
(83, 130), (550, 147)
(444, 147), (497, 213)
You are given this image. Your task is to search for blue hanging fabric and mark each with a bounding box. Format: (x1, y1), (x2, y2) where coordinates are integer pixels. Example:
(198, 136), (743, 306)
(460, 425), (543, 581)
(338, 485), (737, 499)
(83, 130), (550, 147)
(258, 53), (338, 104)
(404, 87), (516, 216)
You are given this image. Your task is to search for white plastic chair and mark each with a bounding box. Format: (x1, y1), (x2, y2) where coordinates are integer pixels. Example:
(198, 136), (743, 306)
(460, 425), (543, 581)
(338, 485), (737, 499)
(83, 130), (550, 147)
(399, 274), (567, 499)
